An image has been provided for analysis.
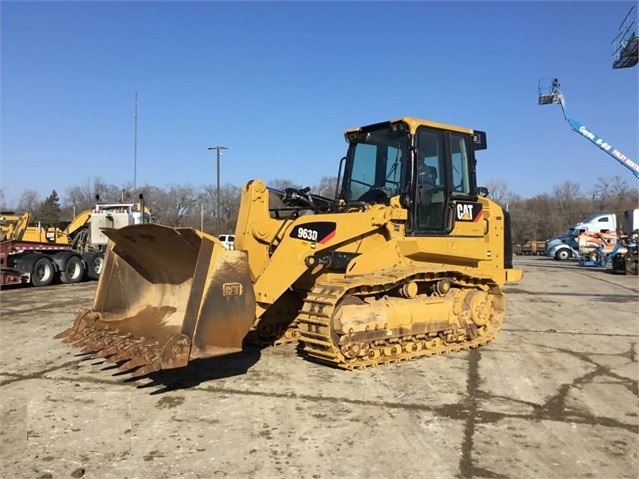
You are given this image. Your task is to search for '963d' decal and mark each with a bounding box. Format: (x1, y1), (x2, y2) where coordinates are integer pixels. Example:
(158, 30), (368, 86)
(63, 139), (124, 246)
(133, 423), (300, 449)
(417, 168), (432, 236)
(290, 221), (336, 244)
(455, 202), (483, 222)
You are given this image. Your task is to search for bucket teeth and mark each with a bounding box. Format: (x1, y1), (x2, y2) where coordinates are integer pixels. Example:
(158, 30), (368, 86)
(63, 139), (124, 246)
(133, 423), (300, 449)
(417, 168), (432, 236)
(54, 328), (79, 341)
(73, 329), (109, 349)
(79, 330), (114, 352)
(53, 311), (89, 340)
(92, 336), (134, 359)
(118, 348), (160, 373)
(65, 327), (99, 345)
(105, 341), (142, 364)
(130, 359), (163, 378)
(87, 334), (131, 358)
(54, 309), (99, 340)
(57, 308), (193, 378)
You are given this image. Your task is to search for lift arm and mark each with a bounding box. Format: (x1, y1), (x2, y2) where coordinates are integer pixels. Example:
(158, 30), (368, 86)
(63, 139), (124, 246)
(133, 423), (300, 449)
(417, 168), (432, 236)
(538, 78), (639, 179)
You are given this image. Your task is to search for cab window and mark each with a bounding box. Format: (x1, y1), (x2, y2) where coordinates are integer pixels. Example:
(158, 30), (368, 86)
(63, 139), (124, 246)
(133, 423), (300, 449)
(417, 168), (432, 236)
(416, 128), (446, 231)
(450, 133), (471, 197)
(345, 130), (407, 203)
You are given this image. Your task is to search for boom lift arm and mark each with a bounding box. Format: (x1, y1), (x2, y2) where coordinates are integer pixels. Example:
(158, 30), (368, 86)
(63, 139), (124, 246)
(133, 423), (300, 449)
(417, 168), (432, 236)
(538, 78), (639, 179)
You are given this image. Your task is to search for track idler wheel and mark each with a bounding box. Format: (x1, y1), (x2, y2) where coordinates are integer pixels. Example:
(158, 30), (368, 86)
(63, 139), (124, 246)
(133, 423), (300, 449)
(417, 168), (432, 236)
(463, 290), (493, 326)
(340, 342), (368, 359)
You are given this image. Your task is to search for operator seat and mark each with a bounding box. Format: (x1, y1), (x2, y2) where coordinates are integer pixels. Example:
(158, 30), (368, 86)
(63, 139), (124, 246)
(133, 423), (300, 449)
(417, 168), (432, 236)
(418, 166), (445, 229)
(420, 166), (438, 191)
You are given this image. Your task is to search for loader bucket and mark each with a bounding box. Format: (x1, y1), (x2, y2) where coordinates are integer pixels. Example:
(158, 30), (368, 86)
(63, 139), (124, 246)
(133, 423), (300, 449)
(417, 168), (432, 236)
(55, 224), (256, 377)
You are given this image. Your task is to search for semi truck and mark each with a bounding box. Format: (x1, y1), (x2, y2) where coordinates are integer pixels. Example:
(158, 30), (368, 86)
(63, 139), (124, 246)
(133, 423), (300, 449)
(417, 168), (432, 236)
(0, 198), (150, 288)
(545, 213), (619, 260)
(546, 209), (639, 267)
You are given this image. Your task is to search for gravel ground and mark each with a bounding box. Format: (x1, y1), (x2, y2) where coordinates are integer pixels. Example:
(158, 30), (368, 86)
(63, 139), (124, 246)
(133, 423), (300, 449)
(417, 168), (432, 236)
(1, 255), (637, 479)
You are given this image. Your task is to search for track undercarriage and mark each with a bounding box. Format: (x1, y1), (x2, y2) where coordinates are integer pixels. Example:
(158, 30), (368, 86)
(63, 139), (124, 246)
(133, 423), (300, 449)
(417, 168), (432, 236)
(293, 270), (504, 369)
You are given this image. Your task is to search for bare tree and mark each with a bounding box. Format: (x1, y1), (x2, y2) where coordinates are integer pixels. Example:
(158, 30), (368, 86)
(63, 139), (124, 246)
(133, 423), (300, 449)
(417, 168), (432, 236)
(219, 184), (241, 234)
(314, 176), (338, 198)
(133, 184), (165, 220)
(484, 180), (510, 206)
(591, 176), (614, 209)
(152, 184), (199, 227)
(64, 177), (125, 214)
(17, 189), (40, 213)
(196, 184), (241, 234)
(268, 178), (304, 191)
(606, 176), (635, 210)
(509, 194), (559, 243)
(550, 180), (589, 226)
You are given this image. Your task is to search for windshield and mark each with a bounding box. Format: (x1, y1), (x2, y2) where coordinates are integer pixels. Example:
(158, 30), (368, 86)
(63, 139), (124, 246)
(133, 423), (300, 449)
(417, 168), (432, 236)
(581, 214), (600, 223)
(343, 127), (409, 203)
(568, 227), (587, 238)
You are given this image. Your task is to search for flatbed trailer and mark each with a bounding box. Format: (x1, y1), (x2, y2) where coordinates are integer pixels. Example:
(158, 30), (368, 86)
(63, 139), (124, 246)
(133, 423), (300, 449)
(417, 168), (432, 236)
(0, 240), (98, 288)
(0, 198), (151, 288)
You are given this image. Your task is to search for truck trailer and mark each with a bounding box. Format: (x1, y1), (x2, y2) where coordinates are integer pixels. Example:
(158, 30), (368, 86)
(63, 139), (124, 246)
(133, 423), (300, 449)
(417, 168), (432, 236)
(0, 199), (150, 288)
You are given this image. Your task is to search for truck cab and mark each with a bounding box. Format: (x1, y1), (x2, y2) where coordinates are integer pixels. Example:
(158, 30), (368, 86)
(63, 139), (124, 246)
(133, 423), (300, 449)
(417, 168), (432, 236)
(577, 213), (617, 233)
(546, 214), (619, 261)
(545, 226), (586, 261)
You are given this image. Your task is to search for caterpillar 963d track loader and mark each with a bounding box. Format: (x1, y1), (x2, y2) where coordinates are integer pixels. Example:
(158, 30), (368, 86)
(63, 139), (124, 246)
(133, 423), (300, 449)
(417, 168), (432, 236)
(56, 117), (523, 377)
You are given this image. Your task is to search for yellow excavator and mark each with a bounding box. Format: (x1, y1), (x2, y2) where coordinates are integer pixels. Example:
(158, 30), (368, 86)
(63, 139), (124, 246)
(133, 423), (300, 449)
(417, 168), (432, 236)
(0, 212), (30, 242)
(57, 117), (523, 377)
(1, 211), (77, 245)
(1, 199), (154, 287)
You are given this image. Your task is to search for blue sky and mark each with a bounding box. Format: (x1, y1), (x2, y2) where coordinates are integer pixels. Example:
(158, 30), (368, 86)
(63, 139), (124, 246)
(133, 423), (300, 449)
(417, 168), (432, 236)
(2, 1), (638, 206)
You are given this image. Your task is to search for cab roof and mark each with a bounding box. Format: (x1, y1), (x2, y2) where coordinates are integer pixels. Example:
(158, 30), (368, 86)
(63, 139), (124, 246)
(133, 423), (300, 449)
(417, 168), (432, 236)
(344, 117), (474, 136)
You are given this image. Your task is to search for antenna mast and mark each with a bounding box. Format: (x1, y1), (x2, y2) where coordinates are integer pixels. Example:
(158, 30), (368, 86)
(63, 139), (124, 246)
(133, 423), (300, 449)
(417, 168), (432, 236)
(133, 91), (138, 192)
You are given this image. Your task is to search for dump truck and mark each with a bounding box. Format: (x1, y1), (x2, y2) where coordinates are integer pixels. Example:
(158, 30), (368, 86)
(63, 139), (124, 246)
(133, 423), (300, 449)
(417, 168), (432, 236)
(56, 117), (523, 376)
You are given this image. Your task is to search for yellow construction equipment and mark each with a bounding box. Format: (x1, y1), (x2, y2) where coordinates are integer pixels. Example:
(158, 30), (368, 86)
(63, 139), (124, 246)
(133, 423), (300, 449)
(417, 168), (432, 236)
(57, 117), (523, 377)
(1, 199), (153, 287)
(0, 211), (70, 244)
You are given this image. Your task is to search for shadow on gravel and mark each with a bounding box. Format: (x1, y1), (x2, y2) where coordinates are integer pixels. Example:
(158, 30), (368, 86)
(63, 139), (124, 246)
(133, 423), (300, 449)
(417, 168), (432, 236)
(142, 346), (262, 394)
(521, 260), (632, 275)
(88, 346), (263, 394)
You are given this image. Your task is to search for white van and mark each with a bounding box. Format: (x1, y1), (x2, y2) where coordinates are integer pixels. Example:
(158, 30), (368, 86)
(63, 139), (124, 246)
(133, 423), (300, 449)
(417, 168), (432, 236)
(218, 234), (235, 250)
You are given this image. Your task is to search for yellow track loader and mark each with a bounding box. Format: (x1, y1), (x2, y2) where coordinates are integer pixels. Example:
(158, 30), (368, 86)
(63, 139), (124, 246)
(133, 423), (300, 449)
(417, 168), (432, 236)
(56, 117), (523, 377)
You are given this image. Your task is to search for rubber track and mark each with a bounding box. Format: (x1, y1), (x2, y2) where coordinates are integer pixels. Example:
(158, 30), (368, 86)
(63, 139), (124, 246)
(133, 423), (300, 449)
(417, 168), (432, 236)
(297, 270), (502, 369)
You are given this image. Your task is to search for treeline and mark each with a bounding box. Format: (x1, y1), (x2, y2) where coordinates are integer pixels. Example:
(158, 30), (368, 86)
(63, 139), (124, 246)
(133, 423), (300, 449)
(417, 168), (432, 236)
(486, 176), (638, 242)
(0, 176), (338, 236)
(1, 175), (636, 240)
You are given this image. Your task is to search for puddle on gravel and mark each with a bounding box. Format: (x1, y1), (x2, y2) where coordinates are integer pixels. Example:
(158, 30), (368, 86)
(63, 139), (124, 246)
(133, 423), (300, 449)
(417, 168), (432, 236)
(155, 396), (185, 409)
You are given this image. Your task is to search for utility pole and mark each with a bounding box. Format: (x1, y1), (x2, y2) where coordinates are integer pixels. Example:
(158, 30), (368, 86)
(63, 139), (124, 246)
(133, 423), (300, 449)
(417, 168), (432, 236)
(207, 145), (228, 234)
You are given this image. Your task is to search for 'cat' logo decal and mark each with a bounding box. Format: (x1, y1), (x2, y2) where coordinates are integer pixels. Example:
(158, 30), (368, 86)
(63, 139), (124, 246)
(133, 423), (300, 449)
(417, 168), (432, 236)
(455, 202), (483, 222)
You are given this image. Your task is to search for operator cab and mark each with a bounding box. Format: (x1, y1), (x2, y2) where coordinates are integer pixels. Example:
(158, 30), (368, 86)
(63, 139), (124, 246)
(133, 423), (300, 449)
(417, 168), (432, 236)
(341, 117), (486, 235)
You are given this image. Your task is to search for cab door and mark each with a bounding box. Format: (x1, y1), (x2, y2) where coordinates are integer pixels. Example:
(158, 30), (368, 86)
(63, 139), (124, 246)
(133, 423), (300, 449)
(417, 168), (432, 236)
(412, 127), (481, 236)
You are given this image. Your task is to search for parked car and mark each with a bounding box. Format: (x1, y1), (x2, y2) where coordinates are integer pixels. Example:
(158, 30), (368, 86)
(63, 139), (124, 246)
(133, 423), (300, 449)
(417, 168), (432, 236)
(218, 234), (235, 250)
